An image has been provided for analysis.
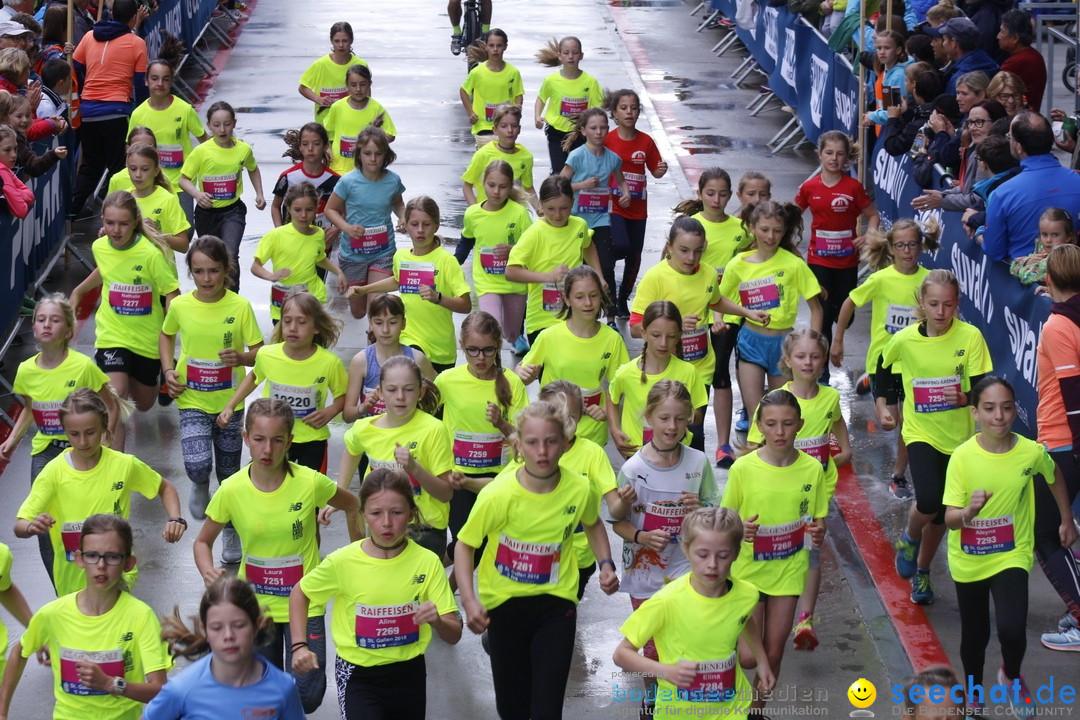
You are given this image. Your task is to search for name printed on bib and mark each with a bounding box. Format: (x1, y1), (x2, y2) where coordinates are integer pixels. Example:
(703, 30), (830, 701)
(495, 534), (561, 585)
(814, 229), (853, 257)
(641, 502), (687, 541)
(960, 515), (1015, 556)
(453, 431), (506, 469)
(186, 358), (233, 392)
(912, 376), (960, 413)
(269, 382), (317, 418)
(32, 400), (64, 435)
(108, 283), (153, 316)
(61, 520), (84, 562)
(398, 261), (436, 295)
(885, 304), (917, 334)
(60, 648), (125, 696)
(369, 459), (420, 495)
(202, 173), (239, 201)
(576, 188), (611, 214)
(681, 327), (709, 362)
(355, 601), (420, 649)
(738, 276), (781, 311)
(678, 653), (738, 702)
(541, 282), (562, 313)
(320, 86), (347, 102)
(560, 97), (588, 117)
(349, 225), (391, 254)
(795, 435), (830, 467)
(753, 517), (808, 561)
(245, 554), (304, 596)
(157, 144), (184, 169)
(480, 247), (507, 275)
(271, 282), (308, 309)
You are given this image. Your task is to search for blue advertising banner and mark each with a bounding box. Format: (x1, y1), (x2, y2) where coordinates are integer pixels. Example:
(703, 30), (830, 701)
(768, 8), (799, 108)
(142, 0), (217, 61)
(832, 55), (860, 139)
(758, 5), (777, 75)
(871, 136), (1048, 437)
(794, 19), (833, 144)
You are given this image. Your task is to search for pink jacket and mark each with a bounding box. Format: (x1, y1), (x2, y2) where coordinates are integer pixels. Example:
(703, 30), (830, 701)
(0, 163), (34, 219)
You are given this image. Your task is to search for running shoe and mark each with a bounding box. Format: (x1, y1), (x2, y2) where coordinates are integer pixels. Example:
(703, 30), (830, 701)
(910, 569), (934, 605)
(734, 408), (750, 433)
(855, 372), (871, 395)
(792, 611), (818, 651)
(718, 17), (736, 28)
(894, 533), (919, 578)
(715, 444), (736, 469)
(189, 482), (210, 521)
(451, 33), (463, 55)
(997, 666), (1035, 717)
(512, 335), (530, 356)
(1059, 612), (1079, 632)
(222, 526), (243, 564)
(607, 316), (618, 329)
(1040, 626), (1080, 652)
(890, 475), (913, 500)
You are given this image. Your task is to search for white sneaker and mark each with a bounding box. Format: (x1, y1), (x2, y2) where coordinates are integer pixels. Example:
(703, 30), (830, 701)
(189, 483), (210, 520)
(1041, 626), (1080, 652)
(1058, 612), (1079, 632)
(222, 526), (242, 564)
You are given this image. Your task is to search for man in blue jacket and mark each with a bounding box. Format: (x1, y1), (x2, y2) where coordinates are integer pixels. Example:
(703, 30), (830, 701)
(926, 17), (999, 94)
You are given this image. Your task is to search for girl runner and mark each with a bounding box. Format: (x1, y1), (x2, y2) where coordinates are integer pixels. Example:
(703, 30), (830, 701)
(251, 182), (347, 324)
(435, 311), (529, 579)
(745, 330), (851, 651)
(614, 507), (775, 719)
(0, 515), (171, 720)
(883, 269), (992, 606)
(793, 131), (879, 382)
(179, 101), (266, 293)
(830, 219), (940, 499)
(610, 380), (721, 712)
(69, 191), (180, 450)
(194, 398), (361, 713)
(297, 21), (367, 121)
(459, 29), (524, 141)
(605, 88), (668, 318)
(505, 175), (604, 344)
(347, 196), (471, 373)
(460, 159), (533, 353)
(123, 143), (190, 252)
(716, 201), (823, 436)
(720, 390), (827, 717)
(330, 356), (453, 559)
(943, 377), (1077, 713)
(534, 36), (604, 172)
(323, 126), (404, 320)
(672, 169), (752, 467)
(160, 236), (263, 554)
(144, 577), (304, 719)
(343, 294), (435, 423)
(218, 291), (348, 472)
(272, 123), (341, 277)
(516, 265), (629, 447)
(325, 65), (397, 175)
(291, 468), (461, 720)
(460, 104), (539, 217)
(609, 300), (708, 457)
(0, 294), (118, 582)
(454, 399), (619, 720)
(107, 126), (157, 196)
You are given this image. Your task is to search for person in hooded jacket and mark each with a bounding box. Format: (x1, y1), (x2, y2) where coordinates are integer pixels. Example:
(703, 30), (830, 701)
(927, 18), (999, 94)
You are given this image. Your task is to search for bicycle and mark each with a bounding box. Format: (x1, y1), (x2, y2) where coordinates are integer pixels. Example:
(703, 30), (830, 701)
(461, 0), (484, 71)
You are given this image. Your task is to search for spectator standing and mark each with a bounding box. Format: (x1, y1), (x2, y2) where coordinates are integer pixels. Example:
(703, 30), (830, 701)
(926, 18), (999, 94)
(998, 10), (1046, 112)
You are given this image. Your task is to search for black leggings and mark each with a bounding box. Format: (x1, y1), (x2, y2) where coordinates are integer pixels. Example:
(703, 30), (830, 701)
(1035, 451), (1080, 624)
(545, 126), (583, 174)
(71, 116), (128, 215)
(611, 214), (647, 304)
(592, 226), (617, 313)
(954, 567), (1028, 689)
(448, 475), (487, 563)
(908, 441), (950, 523)
(336, 655), (426, 720)
(809, 264), (858, 377)
(488, 594), (577, 720)
(289, 440), (328, 473)
(259, 618), (328, 713)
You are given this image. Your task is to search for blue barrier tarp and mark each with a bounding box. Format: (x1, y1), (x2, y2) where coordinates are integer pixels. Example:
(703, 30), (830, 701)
(794, 18), (833, 144)
(769, 8), (800, 108)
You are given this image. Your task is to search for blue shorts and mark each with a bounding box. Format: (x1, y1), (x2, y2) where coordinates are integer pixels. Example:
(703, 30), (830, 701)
(736, 325), (787, 377)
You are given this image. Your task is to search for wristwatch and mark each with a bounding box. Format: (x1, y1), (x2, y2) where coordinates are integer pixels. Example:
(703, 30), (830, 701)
(111, 677), (127, 696)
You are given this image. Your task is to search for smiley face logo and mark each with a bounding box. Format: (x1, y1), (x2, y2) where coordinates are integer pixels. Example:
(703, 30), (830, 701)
(848, 678), (877, 709)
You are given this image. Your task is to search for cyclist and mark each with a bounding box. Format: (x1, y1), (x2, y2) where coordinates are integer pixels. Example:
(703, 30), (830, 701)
(449, 0), (492, 56)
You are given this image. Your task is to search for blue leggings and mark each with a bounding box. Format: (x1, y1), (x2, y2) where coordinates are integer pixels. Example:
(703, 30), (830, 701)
(178, 407), (244, 486)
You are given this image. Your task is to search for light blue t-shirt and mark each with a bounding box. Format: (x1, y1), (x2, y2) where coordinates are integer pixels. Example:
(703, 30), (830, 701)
(331, 168), (406, 262)
(565, 145), (623, 229)
(142, 654), (305, 720)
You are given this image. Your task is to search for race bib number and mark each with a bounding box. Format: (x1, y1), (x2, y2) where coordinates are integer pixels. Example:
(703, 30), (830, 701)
(32, 400), (64, 436)
(615, 172), (646, 200)
(480, 247), (507, 275)
(912, 376), (960, 413)
(186, 358), (233, 393)
(753, 518), (807, 561)
(319, 86), (347, 102)
(795, 434), (830, 467)
(682, 327), (709, 362)
(559, 97), (588, 117)
(271, 282), (307, 309)
(495, 534), (561, 584)
(541, 282), (562, 313)
(960, 515), (1015, 556)
(738, 277), (781, 311)
(338, 134), (357, 158)
(577, 188), (611, 214)
(61, 520), (84, 562)
(60, 649), (124, 696)
(582, 388), (603, 409)
(678, 653), (737, 702)
(885, 304), (917, 334)
(484, 103), (498, 122)
(245, 554), (304, 596)
(641, 502), (687, 540)
(399, 261), (436, 295)
(361, 387), (385, 416)
(349, 225), (391, 254)
(108, 283), (153, 316)
(355, 602), (420, 649)
(157, 144), (184, 169)
(202, 173), (238, 201)
(814, 229), (853, 257)
(269, 381), (318, 418)
(453, 431), (505, 469)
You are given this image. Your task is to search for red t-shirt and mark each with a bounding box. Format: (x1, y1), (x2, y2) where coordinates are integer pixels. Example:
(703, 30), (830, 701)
(794, 175), (871, 269)
(604, 129), (662, 221)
